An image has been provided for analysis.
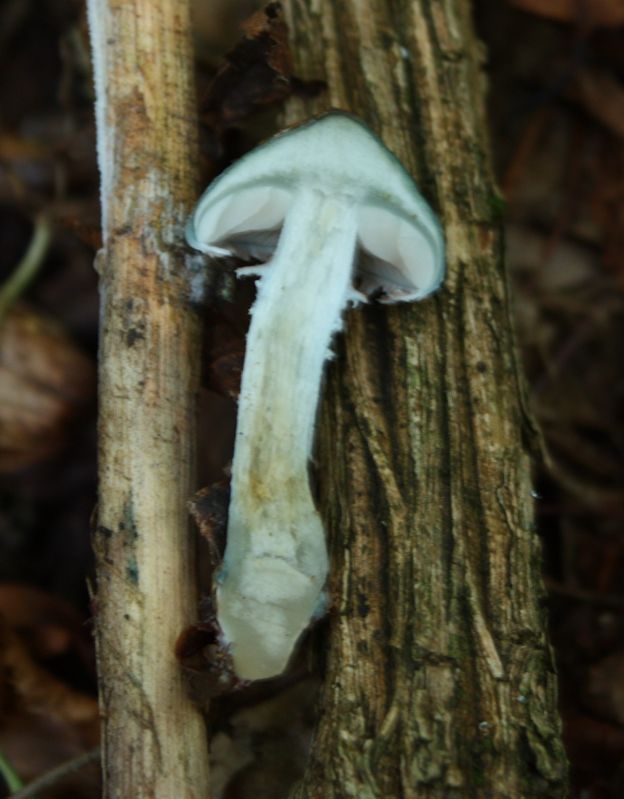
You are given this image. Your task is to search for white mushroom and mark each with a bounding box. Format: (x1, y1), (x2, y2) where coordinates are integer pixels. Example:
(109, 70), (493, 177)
(187, 112), (444, 681)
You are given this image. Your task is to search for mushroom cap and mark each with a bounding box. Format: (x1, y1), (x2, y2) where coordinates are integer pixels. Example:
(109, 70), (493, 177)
(187, 112), (444, 302)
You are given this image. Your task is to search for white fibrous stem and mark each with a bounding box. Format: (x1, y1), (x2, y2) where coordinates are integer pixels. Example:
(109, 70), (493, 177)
(218, 188), (361, 680)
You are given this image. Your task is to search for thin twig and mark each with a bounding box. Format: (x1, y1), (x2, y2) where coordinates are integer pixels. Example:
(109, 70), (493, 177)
(0, 750), (23, 793)
(0, 214), (52, 324)
(9, 747), (100, 799)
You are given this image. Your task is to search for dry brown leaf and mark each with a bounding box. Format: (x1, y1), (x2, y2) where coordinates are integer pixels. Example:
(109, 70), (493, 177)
(563, 710), (624, 774)
(0, 303), (95, 473)
(189, 482), (230, 570)
(0, 594), (99, 791)
(590, 145), (624, 279)
(203, 2), (294, 126)
(0, 614), (99, 751)
(202, 2), (324, 135)
(0, 583), (85, 630)
(574, 69), (624, 139)
(220, 679), (318, 798)
(0, 583), (95, 667)
(511, 0), (624, 27)
(0, 133), (49, 161)
(587, 652), (624, 725)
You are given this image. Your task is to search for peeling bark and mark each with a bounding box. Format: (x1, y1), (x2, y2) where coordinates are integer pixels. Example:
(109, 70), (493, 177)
(278, 1), (568, 796)
(88, 1), (210, 796)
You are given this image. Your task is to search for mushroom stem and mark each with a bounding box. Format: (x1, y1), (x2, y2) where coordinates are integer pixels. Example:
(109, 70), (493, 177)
(218, 187), (360, 680)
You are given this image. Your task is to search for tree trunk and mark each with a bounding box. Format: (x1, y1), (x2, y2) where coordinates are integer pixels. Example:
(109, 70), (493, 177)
(280, 1), (568, 796)
(87, 1), (210, 796)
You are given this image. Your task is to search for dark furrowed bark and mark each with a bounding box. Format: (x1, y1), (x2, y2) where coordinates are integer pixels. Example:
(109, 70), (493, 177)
(280, 1), (568, 796)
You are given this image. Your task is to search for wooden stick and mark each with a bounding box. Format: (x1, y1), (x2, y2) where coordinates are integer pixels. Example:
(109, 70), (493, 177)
(87, 1), (210, 795)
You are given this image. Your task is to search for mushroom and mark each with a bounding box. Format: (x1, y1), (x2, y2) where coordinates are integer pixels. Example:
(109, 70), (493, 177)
(187, 112), (444, 681)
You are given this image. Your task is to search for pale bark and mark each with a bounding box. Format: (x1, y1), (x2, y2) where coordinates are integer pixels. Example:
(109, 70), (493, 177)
(88, 1), (210, 796)
(278, 1), (568, 796)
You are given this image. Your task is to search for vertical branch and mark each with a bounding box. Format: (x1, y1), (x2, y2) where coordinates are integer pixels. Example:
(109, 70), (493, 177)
(280, 0), (567, 796)
(87, 1), (210, 796)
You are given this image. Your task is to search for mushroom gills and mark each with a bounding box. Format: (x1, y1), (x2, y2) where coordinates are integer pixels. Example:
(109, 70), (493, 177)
(208, 199), (439, 296)
(190, 185), (289, 259)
